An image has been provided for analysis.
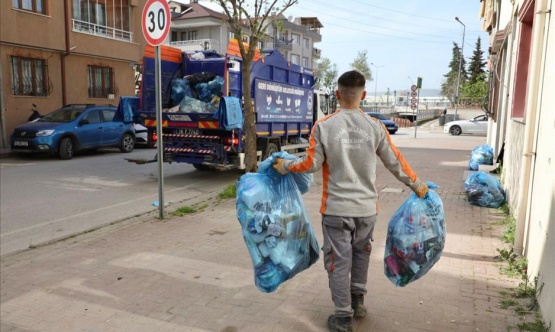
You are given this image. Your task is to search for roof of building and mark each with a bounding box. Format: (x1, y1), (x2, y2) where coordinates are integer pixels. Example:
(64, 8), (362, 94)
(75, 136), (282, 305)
(168, 1), (227, 20)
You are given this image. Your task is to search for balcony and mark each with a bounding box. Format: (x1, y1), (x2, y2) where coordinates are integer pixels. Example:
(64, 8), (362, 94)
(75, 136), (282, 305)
(72, 19), (133, 42)
(313, 47), (321, 59)
(170, 39), (222, 54)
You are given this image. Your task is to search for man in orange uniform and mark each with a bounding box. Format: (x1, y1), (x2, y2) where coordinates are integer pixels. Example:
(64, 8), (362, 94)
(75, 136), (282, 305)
(274, 70), (428, 332)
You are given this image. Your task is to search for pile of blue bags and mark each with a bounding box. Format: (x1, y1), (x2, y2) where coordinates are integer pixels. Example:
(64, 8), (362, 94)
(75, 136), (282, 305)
(384, 183), (446, 287)
(469, 144), (494, 171)
(464, 171), (505, 208)
(236, 152), (318, 293)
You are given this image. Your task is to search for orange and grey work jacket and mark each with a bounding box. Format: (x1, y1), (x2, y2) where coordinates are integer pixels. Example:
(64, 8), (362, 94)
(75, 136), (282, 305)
(282, 108), (427, 217)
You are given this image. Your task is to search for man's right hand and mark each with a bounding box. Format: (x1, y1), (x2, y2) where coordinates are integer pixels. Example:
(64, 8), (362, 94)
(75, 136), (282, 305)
(272, 158), (289, 175)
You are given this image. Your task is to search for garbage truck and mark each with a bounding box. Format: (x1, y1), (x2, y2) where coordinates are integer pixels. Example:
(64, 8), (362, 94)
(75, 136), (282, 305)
(129, 42), (329, 170)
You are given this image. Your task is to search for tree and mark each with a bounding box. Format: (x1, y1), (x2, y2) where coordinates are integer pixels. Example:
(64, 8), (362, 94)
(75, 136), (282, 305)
(315, 57), (339, 95)
(349, 50), (372, 82)
(441, 42), (467, 105)
(213, 0), (298, 172)
(467, 37), (486, 84)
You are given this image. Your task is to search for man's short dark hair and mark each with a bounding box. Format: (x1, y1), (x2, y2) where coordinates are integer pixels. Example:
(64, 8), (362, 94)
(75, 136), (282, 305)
(338, 70), (366, 88)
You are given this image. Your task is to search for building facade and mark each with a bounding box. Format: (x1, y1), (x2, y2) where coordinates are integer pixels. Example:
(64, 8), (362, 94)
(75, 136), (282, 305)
(480, 0), (554, 326)
(0, 0), (148, 148)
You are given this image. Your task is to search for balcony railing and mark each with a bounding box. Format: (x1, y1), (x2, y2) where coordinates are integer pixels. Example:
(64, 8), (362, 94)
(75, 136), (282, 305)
(170, 39), (222, 53)
(72, 19), (133, 42)
(313, 47), (321, 59)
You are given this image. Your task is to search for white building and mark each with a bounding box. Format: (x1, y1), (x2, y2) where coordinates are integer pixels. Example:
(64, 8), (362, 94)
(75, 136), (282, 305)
(481, 0), (554, 327)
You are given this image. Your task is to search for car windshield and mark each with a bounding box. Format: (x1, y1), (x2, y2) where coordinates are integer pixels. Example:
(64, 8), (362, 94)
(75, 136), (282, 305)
(39, 108), (84, 123)
(367, 112), (388, 120)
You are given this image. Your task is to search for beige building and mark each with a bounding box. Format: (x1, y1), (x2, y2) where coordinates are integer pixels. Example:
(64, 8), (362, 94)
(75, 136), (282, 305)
(0, 0), (148, 148)
(481, 0), (554, 326)
(166, 1), (322, 67)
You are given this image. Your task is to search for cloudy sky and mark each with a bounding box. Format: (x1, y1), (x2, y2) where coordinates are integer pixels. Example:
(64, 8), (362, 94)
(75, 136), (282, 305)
(179, 0), (489, 92)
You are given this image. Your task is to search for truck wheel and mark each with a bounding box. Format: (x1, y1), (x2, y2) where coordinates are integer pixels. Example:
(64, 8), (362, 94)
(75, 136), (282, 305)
(193, 164), (210, 171)
(119, 133), (135, 152)
(59, 137), (74, 160)
(264, 143), (279, 160)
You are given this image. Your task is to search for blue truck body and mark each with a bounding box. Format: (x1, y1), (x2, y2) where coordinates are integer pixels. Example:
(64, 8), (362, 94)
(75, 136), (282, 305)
(137, 45), (326, 169)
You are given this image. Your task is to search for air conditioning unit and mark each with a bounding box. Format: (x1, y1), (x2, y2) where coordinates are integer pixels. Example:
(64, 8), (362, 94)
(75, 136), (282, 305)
(107, 94), (115, 100)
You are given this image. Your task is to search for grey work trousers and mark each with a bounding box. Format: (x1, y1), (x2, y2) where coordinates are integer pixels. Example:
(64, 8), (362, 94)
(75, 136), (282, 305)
(321, 214), (377, 318)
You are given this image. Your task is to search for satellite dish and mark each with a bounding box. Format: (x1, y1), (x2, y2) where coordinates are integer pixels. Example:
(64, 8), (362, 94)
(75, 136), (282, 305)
(288, 16), (295, 22)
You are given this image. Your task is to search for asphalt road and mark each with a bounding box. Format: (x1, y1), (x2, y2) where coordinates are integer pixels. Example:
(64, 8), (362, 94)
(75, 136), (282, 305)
(0, 148), (242, 256)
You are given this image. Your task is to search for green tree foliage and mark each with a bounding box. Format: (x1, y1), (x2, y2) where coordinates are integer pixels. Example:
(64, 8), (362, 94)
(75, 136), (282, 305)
(468, 37), (486, 84)
(441, 42), (467, 106)
(349, 50), (372, 82)
(213, 0), (298, 172)
(315, 57), (339, 94)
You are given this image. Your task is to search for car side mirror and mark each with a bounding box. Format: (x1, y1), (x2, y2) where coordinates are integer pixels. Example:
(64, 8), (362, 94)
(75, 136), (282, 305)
(79, 119), (89, 126)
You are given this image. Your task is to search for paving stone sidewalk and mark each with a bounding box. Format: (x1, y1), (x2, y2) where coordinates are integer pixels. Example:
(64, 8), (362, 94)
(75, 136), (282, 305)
(1, 129), (527, 331)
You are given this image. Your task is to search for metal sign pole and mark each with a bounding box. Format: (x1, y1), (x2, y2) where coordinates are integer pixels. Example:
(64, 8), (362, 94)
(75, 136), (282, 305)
(155, 45), (165, 219)
(414, 89), (419, 138)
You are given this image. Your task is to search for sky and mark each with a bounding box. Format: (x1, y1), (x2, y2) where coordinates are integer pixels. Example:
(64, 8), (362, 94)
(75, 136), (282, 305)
(182, 0), (490, 93)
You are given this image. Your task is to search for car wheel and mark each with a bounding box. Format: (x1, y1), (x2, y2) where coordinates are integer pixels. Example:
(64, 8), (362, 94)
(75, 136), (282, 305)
(59, 137), (74, 160)
(388, 130), (397, 135)
(449, 125), (462, 136)
(119, 133), (135, 153)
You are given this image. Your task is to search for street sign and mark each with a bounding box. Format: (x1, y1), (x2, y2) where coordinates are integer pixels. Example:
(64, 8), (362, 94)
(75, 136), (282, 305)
(411, 104), (417, 110)
(411, 91), (417, 97)
(142, 0), (170, 46)
(411, 84), (417, 92)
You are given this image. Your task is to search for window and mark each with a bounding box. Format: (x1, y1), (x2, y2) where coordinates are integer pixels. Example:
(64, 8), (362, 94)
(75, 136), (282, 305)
(83, 110), (101, 124)
(304, 38), (309, 48)
(13, 0), (46, 14)
(291, 54), (300, 65)
(292, 34), (300, 45)
(11, 56), (49, 96)
(102, 109), (116, 122)
(88, 65), (114, 98)
(72, 0), (131, 41)
(180, 30), (197, 41)
(302, 57), (308, 67)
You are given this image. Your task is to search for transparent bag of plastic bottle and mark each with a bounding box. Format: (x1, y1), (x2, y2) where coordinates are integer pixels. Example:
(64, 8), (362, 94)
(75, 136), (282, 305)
(464, 171), (505, 208)
(383, 182), (446, 287)
(236, 161), (319, 293)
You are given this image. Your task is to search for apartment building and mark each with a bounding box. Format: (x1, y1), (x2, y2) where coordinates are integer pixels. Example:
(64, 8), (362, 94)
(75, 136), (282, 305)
(480, 0), (554, 326)
(0, 0), (148, 148)
(167, 1), (322, 68)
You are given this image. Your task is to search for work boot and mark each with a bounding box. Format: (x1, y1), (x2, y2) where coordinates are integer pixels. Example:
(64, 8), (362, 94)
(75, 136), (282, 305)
(351, 293), (367, 318)
(327, 315), (352, 332)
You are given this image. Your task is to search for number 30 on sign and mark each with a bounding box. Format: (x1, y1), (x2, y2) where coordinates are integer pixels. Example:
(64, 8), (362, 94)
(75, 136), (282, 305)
(142, 0), (170, 46)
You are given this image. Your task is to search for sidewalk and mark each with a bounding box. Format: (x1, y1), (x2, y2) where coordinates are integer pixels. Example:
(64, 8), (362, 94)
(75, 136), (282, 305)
(1, 128), (525, 332)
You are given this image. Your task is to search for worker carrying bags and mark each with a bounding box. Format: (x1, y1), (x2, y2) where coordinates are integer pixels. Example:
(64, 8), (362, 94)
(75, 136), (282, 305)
(384, 182), (446, 287)
(236, 152), (319, 293)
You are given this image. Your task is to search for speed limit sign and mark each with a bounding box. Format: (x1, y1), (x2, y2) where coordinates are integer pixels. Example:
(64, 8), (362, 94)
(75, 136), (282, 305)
(142, 0), (170, 46)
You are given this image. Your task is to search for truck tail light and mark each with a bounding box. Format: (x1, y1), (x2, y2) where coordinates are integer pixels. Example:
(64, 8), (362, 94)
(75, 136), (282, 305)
(151, 132), (158, 142)
(224, 137), (239, 145)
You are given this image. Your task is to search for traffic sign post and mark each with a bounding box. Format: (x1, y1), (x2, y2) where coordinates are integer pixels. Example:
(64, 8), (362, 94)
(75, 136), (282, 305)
(142, 0), (170, 219)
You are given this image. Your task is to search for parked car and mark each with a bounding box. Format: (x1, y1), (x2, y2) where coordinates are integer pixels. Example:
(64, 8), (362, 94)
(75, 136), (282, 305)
(365, 112), (399, 134)
(443, 114), (488, 136)
(10, 104), (136, 160)
(133, 123), (148, 146)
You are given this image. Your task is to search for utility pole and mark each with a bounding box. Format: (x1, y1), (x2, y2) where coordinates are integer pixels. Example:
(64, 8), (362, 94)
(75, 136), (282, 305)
(454, 17), (466, 121)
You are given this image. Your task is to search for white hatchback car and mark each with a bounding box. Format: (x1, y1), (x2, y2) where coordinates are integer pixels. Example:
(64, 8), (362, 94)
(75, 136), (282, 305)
(444, 114), (488, 135)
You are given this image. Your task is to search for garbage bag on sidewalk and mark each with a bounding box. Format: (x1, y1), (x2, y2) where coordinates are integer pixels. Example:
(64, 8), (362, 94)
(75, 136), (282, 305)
(258, 151), (313, 194)
(464, 171), (505, 208)
(384, 182), (446, 287)
(236, 162), (319, 293)
(469, 144), (494, 171)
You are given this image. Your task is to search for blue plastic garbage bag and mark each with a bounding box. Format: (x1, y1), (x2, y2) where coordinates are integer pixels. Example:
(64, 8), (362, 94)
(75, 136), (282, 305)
(236, 168), (319, 293)
(258, 151), (313, 195)
(213, 97), (243, 130)
(170, 78), (193, 106)
(464, 171), (505, 208)
(469, 145), (494, 171)
(384, 182), (445, 287)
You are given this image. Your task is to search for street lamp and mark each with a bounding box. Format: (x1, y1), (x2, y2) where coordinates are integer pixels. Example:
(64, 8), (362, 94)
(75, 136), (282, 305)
(371, 62), (384, 110)
(454, 16), (465, 121)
